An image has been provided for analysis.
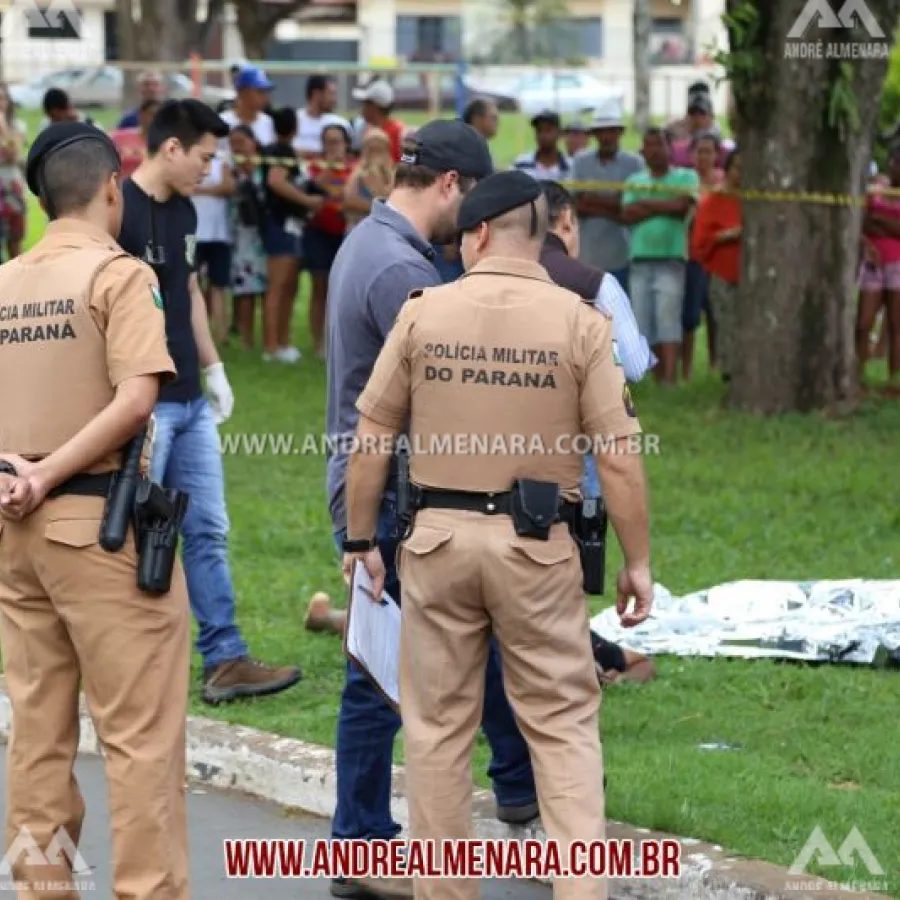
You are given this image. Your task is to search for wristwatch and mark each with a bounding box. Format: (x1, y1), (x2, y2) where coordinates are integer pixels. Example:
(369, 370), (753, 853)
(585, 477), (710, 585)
(342, 537), (377, 553)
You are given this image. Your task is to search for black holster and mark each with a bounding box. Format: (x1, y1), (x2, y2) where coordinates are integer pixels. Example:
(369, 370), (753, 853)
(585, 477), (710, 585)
(510, 479), (561, 541)
(133, 480), (189, 595)
(572, 497), (608, 595)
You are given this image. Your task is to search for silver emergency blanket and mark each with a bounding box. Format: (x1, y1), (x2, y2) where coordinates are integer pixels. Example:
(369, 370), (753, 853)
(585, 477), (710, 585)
(589, 580), (900, 666)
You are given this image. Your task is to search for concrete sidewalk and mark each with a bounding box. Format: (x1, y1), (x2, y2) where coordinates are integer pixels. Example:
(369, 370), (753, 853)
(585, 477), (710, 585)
(0, 678), (883, 900)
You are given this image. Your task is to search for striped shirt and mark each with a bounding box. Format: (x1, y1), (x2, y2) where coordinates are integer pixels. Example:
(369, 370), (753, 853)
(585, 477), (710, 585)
(594, 274), (656, 383)
(512, 151), (572, 181)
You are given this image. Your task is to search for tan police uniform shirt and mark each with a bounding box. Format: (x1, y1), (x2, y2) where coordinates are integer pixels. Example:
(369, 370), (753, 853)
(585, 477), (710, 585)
(0, 218), (175, 473)
(356, 256), (641, 498)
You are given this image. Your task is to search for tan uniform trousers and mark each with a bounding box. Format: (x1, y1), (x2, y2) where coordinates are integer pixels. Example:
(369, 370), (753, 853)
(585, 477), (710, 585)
(398, 508), (606, 900)
(0, 495), (191, 900)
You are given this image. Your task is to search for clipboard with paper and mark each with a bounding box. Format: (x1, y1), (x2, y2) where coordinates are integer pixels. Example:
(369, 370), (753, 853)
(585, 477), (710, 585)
(343, 561), (401, 713)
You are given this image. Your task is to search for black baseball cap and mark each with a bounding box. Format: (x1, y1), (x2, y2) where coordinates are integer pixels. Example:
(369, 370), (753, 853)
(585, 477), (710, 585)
(399, 119), (493, 180)
(457, 170), (542, 233)
(26, 121), (119, 197)
(531, 109), (561, 129)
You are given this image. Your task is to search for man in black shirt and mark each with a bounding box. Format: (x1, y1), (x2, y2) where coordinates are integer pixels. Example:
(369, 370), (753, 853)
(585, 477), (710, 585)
(119, 99), (302, 704)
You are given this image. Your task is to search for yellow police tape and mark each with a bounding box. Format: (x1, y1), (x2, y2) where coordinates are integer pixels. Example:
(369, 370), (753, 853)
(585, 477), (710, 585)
(112, 147), (898, 206)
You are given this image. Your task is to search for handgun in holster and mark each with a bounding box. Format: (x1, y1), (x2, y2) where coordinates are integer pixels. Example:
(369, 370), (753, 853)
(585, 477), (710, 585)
(573, 496), (608, 595)
(133, 479), (189, 595)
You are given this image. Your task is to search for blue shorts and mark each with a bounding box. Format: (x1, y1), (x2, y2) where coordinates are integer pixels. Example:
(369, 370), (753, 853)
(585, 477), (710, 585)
(196, 241), (232, 288)
(302, 227), (344, 273)
(682, 259), (709, 331)
(262, 219), (300, 257)
(630, 260), (686, 346)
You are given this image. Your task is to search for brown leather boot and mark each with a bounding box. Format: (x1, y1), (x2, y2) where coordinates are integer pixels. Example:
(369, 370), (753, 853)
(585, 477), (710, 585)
(203, 658), (301, 704)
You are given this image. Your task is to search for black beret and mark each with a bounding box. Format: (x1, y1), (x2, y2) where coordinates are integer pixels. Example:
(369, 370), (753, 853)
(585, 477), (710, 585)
(457, 170), (542, 233)
(399, 119), (493, 180)
(26, 121), (120, 197)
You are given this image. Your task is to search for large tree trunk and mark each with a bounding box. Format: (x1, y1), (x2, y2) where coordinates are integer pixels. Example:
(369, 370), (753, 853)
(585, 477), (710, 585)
(728, 0), (900, 414)
(632, 0), (651, 133)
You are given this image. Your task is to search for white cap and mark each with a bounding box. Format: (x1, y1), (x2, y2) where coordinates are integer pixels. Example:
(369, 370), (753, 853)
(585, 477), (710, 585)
(589, 94), (626, 130)
(352, 79), (395, 108)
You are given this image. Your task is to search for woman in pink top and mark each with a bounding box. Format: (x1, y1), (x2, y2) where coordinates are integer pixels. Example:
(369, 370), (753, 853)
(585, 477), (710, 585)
(859, 145), (900, 382)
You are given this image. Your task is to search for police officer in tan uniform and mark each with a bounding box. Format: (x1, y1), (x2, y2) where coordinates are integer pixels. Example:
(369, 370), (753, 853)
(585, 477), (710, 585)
(0, 122), (190, 899)
(342, 170), (654, 900)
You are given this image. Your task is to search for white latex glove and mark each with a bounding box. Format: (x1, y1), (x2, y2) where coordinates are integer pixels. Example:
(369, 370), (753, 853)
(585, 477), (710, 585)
(204, 363), (234, 425)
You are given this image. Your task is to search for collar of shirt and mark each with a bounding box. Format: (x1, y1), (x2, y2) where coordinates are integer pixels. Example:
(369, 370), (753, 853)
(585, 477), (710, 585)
(375, 199), (433, 259)
(542, 232), (568, 256)
(43, 217), (118, 250)
(464, 256), (551, 281)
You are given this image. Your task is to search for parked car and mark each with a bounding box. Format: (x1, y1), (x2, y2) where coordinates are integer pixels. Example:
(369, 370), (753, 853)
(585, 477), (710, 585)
(9, 66), (233, 110)
(509, 71), (622, 117)
(385, 72), (519, 112)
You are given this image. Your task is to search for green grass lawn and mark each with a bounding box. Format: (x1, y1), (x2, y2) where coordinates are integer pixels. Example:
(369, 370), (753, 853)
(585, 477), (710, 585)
(12, 108), (900, 894)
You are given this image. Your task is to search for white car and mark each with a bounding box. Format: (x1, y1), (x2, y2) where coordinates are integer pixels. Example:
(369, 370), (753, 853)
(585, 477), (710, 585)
(9, 66), (233, 110)
(511, 72), (622, 117)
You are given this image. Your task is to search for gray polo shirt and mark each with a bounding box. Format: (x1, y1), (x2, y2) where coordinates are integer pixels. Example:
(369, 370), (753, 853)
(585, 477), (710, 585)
(325, 200), (441, 532)
(571, 149), (644, 272)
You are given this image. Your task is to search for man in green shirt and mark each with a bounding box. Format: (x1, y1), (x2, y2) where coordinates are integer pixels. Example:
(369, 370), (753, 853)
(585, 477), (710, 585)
(622, 128), (699, 384)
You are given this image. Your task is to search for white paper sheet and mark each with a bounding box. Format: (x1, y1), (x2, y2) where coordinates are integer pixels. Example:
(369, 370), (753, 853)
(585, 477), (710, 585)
(589, 580), (900, 666)
(345, 561), (402, 708)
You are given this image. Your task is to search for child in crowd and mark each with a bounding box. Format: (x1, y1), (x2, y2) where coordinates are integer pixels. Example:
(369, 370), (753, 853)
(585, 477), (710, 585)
(343, 127), (394, 231)
(228, 125), (268, 350)
(303, 122), (354, 358)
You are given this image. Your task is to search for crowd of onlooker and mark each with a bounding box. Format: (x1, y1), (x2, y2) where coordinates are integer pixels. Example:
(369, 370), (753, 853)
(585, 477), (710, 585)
(0, 67), (896, 389)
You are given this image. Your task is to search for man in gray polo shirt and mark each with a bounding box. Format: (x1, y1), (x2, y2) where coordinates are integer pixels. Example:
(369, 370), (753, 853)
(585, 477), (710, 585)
(325, 120), (538, 900)
(571, 100), (644, 294)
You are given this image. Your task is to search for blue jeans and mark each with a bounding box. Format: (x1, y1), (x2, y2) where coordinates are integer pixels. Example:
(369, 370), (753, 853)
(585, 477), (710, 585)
(332, 496), (535, 840)
(149, 397), (248, 669)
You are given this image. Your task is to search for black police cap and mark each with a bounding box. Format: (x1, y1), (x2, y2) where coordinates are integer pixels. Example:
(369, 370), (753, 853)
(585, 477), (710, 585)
(26, 121), (120, 197)
(399, 119), (492, 181)
(457, 170), (542, 233)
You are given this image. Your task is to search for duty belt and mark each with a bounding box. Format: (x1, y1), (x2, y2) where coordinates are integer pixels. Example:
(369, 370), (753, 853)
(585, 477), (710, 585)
(48, 472), (116, 499)
(415, 488), (577, 523)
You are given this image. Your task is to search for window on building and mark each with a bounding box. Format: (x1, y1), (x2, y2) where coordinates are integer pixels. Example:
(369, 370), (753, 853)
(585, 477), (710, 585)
(105, 10), (119, 60)
(651, 17), (693, 64)
(544, 17), (603, 59)
(396, 16), (462, 61)
(26, 4), (83, 39)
